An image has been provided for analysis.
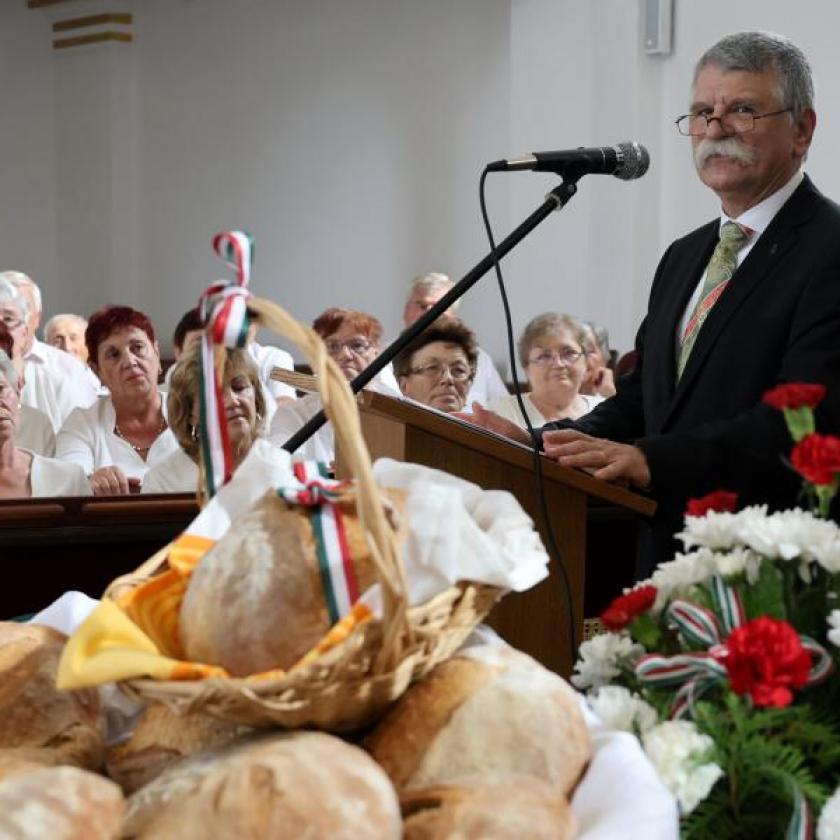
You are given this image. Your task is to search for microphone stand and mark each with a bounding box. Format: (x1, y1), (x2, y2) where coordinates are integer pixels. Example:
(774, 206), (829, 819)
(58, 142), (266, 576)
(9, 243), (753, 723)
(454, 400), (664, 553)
(282, 175), (581, 453)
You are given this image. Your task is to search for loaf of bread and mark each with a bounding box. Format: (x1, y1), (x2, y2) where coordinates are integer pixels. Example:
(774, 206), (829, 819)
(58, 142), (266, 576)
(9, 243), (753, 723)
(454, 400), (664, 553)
(366, 644), (591, 796)
(0, 623), (104, 772)
(179, 485), (401, 676)
(0, 765), (124, 839)
(125, 730), (401, 839)
(401, 779), (577, 839)
(105, 703), (251, 794)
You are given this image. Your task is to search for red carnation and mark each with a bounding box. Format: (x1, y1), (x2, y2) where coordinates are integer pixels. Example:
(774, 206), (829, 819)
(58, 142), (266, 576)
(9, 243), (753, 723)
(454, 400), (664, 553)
(601, 585), (657, 631)
(721, 616), (811, 708)
(762, 382), (826, 411)
(790, 433), (840, 486)
(685, 490), (739, 517)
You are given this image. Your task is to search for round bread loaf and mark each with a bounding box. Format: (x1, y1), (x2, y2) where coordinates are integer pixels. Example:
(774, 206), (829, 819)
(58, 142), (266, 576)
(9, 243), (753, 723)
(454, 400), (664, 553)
(179, 486), (399, 675)
(365, 644), (591, 796)
(0, 765), (124, 839)
(0, 623), (104, 772)
(401, 779), (577, 839)
(126, 730), (401, 839)
(105, 703), (252, 794)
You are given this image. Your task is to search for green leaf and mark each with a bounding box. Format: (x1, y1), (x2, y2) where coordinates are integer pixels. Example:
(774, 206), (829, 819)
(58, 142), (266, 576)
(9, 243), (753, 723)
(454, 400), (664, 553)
(629, 612), (661, 649)
(741, 561), (787, 621)
(783, 406), (815, 442)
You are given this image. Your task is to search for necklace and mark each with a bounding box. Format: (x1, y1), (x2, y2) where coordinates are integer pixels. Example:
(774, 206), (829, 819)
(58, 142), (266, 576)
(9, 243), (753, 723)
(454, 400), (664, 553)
(114, 414), (167, 453)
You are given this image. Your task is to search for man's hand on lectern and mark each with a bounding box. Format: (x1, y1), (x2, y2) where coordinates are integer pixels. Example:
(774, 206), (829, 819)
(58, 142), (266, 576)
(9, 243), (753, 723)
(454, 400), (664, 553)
(543, 429), (651, 489)
(453, 402), (532, 446)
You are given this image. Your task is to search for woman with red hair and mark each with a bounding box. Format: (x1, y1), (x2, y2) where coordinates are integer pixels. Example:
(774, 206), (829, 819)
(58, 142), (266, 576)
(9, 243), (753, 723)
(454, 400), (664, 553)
(55, 306), (178, 495)
(267, 307), (396, 463)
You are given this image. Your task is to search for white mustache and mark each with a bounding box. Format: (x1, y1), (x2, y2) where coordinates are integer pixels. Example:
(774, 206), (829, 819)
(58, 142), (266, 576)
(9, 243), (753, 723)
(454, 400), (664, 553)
(694, 137), (757, 169)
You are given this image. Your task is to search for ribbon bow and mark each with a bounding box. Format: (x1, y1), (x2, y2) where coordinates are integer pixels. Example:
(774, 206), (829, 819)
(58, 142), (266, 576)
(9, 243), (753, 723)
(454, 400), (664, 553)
(196, 230), (254, 498)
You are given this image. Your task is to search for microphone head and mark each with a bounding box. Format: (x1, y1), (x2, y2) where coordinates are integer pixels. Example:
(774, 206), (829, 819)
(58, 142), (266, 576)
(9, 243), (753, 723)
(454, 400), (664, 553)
(613, 141), (650, 181)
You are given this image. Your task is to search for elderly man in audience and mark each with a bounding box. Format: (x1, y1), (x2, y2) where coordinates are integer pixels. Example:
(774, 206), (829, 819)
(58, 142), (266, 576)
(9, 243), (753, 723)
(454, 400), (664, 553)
(488, 313), (603, 429)
(3, 272), (98, 421)
(144, 346), (277, 493)
(579, 320), (616, 399)
(0, 322), (55, 457)
(56, 305), (178, 495)
(394, 318), (477, 414)
(269, 307), (396, 464)
(400, 272), (508, 406)
(45, 312), (105, 395)
(0, 276), (80, 433)
(0, 350), (89, 498)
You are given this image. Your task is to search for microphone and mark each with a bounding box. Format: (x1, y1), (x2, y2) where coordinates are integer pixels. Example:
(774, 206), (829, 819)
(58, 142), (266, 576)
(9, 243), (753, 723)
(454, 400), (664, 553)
(486, 141), (650, 181)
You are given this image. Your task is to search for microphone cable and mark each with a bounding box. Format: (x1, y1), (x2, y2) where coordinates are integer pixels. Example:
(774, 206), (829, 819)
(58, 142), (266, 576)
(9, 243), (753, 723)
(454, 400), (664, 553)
(478, 167), (578, 664)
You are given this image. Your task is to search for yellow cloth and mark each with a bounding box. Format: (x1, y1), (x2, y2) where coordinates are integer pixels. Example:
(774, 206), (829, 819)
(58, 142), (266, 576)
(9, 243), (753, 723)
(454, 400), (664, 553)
(56, 532), (374, 691)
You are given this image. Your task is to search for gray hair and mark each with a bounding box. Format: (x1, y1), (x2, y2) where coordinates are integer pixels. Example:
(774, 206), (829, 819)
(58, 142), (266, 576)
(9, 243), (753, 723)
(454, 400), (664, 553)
(0, 277), (30, 320)
(1, 271), (41, 314)
(694, 31), (814, 116)
(45, 312), (88, 339)
(518, 312), (588, 368)
(407, 272), (460, 311)
(0, 350), (17, 393)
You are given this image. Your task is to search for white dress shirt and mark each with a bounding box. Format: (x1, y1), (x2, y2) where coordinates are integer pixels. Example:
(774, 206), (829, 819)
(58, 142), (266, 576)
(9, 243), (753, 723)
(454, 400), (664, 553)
(18, 405), (56, 456)
(21, 339), (99, 431)
(249, 342), (296, 401)
(677, 169), (804, 349)
(55, 394), (179, 481)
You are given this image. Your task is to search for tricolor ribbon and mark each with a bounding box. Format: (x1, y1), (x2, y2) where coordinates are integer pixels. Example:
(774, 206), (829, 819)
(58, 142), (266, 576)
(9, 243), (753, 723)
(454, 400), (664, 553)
(278, 468), (361, 626)
(196, 230), (254, 498)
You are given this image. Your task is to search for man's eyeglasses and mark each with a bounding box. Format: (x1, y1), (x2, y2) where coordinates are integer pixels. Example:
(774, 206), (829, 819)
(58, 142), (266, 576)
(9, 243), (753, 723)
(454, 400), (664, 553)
(528, 349), (584, 367)
(407, 361), (472, 382)
(675, 107), (792, 137)
(325, 337), (373, 356)
(0, 314), (25, 330)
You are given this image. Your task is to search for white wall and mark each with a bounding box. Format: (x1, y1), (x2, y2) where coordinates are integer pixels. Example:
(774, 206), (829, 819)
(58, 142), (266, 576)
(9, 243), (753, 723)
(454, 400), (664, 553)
(4, 0), (840, 371)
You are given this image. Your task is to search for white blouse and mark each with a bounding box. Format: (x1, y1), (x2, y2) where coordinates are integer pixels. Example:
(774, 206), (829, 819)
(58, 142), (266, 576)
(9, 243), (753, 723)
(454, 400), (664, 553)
(488, 392), (604, 430)
(55, 394), (179, 481)
(26, 451), (91, 497)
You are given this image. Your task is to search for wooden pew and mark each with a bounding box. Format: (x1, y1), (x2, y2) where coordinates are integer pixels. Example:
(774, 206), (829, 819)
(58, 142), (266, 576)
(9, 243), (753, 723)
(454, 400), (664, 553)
(0, 494), (198, 618)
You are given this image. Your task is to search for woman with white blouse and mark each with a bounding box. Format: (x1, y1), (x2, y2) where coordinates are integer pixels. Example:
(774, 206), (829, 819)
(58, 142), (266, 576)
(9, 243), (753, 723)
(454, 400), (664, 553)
(0, 350), (89, 498)
(143, 346), (276, 494)
(488, 313), (602, 430)
(56, 306), (178, 495)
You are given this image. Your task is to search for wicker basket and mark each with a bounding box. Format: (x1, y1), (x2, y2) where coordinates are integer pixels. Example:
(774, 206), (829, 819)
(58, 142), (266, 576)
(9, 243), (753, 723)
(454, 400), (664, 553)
(104, 295), (503, 731)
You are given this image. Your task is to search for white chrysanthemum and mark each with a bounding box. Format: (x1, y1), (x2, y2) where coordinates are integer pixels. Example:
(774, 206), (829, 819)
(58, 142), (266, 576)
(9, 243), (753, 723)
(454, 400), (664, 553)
(711, 545), (763, 584)
(588, 685), (659, 734)
(678, 509), (749, 551)
(827, 610), (840, 649)
(571, 632), (643, 690)
(642, 720), (723, 815)
(743, 508), (840, 565)
(818, 786), (840, 840)
(649, 547), (717, 611)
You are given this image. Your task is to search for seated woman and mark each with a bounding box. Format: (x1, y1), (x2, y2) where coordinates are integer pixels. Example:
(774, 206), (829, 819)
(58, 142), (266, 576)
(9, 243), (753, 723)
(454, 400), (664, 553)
(393, 318), (477, 413)
(0, 321), (54, 456)
(488, 313), (599, 429)
(268, 307), (393, 464)
(0, 350), (89, 498)
(143, 346), (273, 493)
(55, 306), (179, 495)
(579, 320), (616, 399)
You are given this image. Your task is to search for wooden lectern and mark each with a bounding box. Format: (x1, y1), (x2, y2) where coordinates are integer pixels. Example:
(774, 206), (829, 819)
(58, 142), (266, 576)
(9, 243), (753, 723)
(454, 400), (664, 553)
(336, 391), (655, 677)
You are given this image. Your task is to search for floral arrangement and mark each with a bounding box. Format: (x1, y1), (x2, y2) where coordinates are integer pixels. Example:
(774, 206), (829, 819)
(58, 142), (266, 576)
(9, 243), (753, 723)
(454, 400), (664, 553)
(574, 383), (840, 839)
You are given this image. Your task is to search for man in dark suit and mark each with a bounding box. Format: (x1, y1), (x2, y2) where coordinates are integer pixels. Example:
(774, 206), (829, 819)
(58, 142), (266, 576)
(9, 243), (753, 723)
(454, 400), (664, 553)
(469, 31), (840, 577)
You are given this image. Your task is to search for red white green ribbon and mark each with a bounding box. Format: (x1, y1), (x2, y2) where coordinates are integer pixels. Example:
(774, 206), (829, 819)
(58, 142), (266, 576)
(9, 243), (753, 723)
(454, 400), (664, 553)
(709, 574), (746, 635)
(278, 468), (360, 626)
(196, 230), (254, 498)
(667, 599), (722, 648)
(786, 778), (813, 840)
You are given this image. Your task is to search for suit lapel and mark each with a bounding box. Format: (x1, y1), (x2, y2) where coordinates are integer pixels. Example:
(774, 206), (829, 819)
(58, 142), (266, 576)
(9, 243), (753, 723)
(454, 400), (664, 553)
(663, 176), (820, 428)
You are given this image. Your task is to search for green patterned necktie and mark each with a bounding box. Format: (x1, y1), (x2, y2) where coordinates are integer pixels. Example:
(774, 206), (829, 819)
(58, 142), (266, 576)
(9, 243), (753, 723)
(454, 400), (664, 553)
(676, 221), (748, 380)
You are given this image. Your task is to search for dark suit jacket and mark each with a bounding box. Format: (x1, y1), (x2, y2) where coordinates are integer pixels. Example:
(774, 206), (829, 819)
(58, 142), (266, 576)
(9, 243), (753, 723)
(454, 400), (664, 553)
(547, 175), (840, 576)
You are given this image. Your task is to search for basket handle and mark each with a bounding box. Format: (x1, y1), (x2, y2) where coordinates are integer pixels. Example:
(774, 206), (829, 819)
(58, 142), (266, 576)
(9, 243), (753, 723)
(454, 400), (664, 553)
(244, 296), (412, 672)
